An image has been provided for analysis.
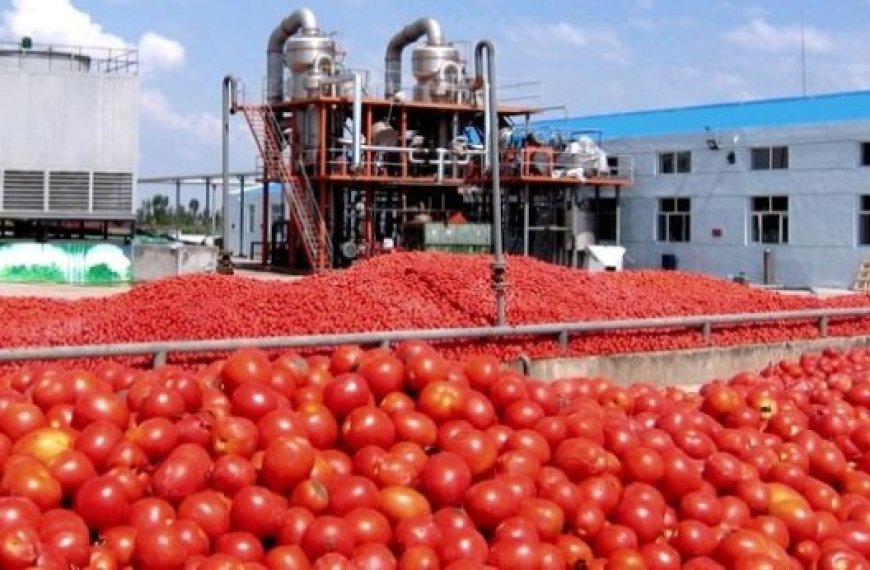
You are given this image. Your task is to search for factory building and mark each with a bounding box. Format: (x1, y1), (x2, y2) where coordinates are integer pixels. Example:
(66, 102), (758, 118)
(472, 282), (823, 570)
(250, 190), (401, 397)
(535, 91), (870, 289)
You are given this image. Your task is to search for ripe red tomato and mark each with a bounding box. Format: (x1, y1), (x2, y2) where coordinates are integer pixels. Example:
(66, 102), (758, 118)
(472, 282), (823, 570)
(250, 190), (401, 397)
(221, 348), (271, 392)
(341, 406), (395, 451)
(463, 480), (519, 530)
(379, 486), (431, 524)
(301, 516), (355, 559)
(132, 521), (188, 569)
(393, 411), (438, 447)
(345, 507), (392, 545)
(214, 530), (266, 562)
(178, 490), (232, 541)
(74, 475), (131, 531)
(419, 452), (473, 509)
(260, 435), (316, 493)
(230, 486), (286, 539)
(441, 429), (498, 477)
(327, 475), (379, 515)
(358, 354), (405, 399)
(322, 373), (372, 419)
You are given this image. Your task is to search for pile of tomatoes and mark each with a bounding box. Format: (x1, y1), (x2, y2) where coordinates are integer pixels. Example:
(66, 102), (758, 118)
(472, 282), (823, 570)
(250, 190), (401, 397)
(4, 252), (870, 368)
(0, 342), (869, 568)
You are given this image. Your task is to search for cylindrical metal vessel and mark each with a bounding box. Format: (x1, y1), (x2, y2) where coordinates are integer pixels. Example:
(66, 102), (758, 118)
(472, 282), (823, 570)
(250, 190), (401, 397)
(284, 33), (336, 100)
(411, 44), (463, 102)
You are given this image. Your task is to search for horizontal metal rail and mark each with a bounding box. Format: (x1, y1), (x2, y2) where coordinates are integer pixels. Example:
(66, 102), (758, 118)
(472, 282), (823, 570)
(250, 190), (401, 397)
(1, 306), (869, 368)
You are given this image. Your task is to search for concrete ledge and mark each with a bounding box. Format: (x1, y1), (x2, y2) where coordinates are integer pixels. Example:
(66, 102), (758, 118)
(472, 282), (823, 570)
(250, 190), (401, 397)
(516, 335), (870, 386)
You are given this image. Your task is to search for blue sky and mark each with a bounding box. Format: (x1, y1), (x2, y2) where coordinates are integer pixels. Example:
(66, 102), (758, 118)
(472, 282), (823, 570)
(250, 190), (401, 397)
(3, 0), (870, 203)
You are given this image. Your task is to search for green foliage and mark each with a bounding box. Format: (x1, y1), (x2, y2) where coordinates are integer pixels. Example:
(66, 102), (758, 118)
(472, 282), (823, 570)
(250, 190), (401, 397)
(0, 264), (65, 283)
(85, 263), (122, 284)
(136, 193), (221, 234)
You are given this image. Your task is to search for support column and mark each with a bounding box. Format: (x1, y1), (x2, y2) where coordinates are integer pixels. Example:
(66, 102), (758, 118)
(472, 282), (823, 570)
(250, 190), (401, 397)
(238, 175), (246, 257)
(174, 179), (181, 237)
(262, 173), (270, 265)
(615, 186), (621, 246)
(522, 184), (530, 256)
(364, 186), (374, 247)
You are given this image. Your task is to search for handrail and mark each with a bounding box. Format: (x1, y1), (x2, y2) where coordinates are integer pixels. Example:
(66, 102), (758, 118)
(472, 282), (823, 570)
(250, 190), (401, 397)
(0, 306), (868, 367)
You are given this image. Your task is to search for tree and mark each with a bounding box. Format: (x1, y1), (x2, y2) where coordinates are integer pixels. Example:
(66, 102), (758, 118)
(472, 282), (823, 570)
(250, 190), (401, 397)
(188, 198), (200, 220)
(151, 194), (170, 223)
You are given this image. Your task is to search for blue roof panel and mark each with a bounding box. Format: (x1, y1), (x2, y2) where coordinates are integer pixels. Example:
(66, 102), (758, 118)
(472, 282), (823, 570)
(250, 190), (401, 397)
(531, 90), (870, 140)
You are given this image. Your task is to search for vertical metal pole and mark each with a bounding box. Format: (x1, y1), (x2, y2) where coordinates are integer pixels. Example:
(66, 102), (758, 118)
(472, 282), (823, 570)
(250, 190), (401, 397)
(204, 177), (211, 231)
(239, 175), (245, 256)
(174, 179), (181, 237)
(211, 183), (217, 236)
(476, 40), (506, 326)
(522, 184), (530, 256)
(222, 75), (237, 253)
(615, 186), (622, 245)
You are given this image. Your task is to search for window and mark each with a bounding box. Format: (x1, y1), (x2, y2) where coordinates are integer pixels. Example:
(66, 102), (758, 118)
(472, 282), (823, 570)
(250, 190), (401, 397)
(861, 142), (870, 167)
(247, 204), (255, 233)
(751, 195), (789, 244)
(595, 198), (618, 242)
(658, 151), (691, 174)
(751, 146), (789, 170)
(270, 203), (283, 223)
(657, 198), (691, 242)
(860, 196), (870, 245)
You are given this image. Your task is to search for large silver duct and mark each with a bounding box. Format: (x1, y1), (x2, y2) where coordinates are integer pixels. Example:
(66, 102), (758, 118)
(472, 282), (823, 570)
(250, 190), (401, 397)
(384, 17), (444, 99)
(266, 8), (318, 104)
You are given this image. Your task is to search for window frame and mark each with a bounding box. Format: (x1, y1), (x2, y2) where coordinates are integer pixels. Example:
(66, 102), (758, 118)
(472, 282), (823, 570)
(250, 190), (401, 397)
(656, 197), (691, 243)
(859, 195), (870, 245)
(247, 204), (256, 234)
(750, 146), (789, 170)
(750, 195), (789, 244)
(658, 151), (692, 175)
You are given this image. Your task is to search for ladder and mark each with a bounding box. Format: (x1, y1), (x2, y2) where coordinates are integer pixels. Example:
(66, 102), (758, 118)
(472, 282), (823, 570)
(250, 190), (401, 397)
(856, 258), (870, 291)
(237, 104), (333, 271)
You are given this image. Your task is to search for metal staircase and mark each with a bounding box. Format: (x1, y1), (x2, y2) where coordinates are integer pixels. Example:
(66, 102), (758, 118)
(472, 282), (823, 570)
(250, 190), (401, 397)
(237, 104), (332, 271)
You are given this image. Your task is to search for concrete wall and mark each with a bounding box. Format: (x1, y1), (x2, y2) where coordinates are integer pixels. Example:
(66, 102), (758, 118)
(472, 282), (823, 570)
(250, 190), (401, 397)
(132, 244), (218, 282)
(603, 120), (870, 288)
(517, 335), (870, 386)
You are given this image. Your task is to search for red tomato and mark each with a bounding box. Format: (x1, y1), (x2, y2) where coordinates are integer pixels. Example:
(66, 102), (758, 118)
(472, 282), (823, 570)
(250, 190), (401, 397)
(301, 516), (355, 559)
(178, 490), (232, 541)
(463, 480), (519, 530)
(419, 452), (473, 509)
(260, 436), (315, 494)
(230, 486), (286, 539)
(340, 406), (395, 451)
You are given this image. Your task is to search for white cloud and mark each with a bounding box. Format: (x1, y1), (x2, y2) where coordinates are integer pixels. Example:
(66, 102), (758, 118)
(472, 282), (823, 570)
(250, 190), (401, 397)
(140, 88), (221, 143)
(724, 18), (834, 54)
(1, 0), (185, 72)
(1, 0), (125, 48)
(138, 32), (185, 73)
(518, 22), (628, 64)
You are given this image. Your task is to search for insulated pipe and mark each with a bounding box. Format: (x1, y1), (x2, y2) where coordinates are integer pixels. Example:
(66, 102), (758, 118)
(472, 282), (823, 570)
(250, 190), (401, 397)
(475, 39), (506, 326)
(266, 8), (318, 104)
(384, 17), (444, 98)
(474, 44), (491, 172)
(320, 72), (363, 171)
(222, 75), (238, 253)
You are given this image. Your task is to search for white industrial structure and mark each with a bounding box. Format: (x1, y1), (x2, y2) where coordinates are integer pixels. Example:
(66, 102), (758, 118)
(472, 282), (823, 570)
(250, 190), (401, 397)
(0, 39), (139, 228)
(535, 91), (870, 289)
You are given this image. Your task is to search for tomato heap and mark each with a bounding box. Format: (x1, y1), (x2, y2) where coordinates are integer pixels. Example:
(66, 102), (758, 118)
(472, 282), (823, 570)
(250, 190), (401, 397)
(0, 343), (869, 568)
(4, 252), (870, 369)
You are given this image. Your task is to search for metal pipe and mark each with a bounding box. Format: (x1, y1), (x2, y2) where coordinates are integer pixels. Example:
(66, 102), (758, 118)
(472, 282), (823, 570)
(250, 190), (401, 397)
(222, 75), (238, 253)
(319, 72), (364, 172)
(763, 248), (774, 285)
(475, 39), (506, 326)
(2, 306), (870, 364)
(266, 8), (318, 105)
(384, 17), (444, 99)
